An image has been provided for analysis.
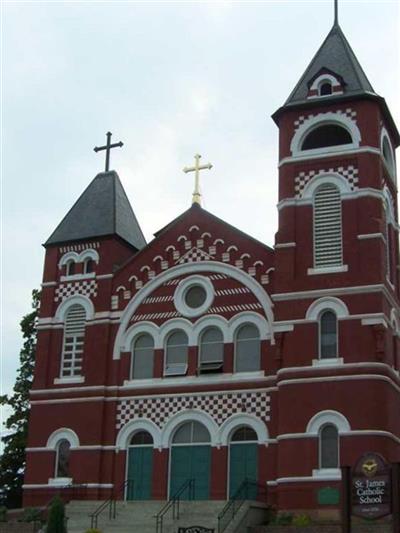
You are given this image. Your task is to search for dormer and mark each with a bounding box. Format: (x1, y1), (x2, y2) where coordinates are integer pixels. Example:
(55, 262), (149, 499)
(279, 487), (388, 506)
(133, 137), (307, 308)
(307, 68), (345, 99)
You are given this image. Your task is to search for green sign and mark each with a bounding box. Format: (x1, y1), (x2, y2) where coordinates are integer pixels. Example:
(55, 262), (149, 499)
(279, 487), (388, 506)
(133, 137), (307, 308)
(318, 487), (340, 505)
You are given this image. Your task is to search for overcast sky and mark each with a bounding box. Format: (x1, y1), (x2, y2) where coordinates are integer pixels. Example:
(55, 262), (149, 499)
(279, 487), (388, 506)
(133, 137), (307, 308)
(1, 1), (399, 422)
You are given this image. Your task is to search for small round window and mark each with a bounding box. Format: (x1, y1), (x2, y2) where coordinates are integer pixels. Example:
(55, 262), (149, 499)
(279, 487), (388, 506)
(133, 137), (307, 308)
(174, 275), (214, 317)
(185, 285), (207, 309)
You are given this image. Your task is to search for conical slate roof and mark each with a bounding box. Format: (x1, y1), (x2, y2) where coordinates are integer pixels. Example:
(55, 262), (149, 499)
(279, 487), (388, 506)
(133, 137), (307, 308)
(285, 23), (375, 106)
(45, 171), (146, 250)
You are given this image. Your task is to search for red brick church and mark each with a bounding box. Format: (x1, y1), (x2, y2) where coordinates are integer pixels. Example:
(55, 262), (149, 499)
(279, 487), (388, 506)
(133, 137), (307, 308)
(24, 11), (399, 515)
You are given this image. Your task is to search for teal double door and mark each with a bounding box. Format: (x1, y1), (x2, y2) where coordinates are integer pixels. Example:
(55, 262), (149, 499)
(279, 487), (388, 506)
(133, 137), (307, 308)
(170, 445), (211, 500)
(127, 446), (153, 500)
(229, 443), (258, 498)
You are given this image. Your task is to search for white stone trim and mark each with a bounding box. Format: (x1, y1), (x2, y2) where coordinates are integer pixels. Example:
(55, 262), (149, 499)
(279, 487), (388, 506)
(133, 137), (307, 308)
(160, 318), (196, 347)
(48, 477), (73, 486)
(59, 251), (79, 268)
(218, 413), (269, 446)
(306, 410), (351, 434)
(358, 233), (385, 242)
(192, 315), (230, 344)
(274, 242), (296, 249)
(302, 173), (352, 199)
(60, 273), (96, 282)
(312, 468), (341, 479)
(267, 473), (341, 485)
(280, 146), (380, 167)
(227, 311), (270, 342)
(309, 74), (342, 94)
(47, 428), (80, 449)
(23, 483), (113, 489)
(115, 419), (162, 450)
(113, 262), (275, 359)
(55, 295), (95, 322)
(306, 297), (349, 320)
(290, 112), (361, 157)
(308, 265), (348, 275)
(312, 357), (343, 367)
(53, 376), (85, 385)
(161, 409), (219, 448)
(173, 275), (214, 318)
(122, 322), (161, 351)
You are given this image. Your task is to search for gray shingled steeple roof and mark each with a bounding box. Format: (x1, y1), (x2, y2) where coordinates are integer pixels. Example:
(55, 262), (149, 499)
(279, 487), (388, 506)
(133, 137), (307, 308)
(285, 23), (375, 105)
(45, 171), (146, 250)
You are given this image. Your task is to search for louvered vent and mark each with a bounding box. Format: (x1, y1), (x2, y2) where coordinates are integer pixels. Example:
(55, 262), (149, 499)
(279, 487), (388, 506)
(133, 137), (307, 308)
(314, 184), (342, 268)
(61, 304), (86, 377)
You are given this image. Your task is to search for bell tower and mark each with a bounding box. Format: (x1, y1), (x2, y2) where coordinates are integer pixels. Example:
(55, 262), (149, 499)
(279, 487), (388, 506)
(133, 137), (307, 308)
(272, 15), (399, 299)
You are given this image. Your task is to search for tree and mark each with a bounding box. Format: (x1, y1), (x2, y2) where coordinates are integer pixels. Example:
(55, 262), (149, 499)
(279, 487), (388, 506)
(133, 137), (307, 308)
(0, 290), (40, 508)
(46, 496), (66, 533)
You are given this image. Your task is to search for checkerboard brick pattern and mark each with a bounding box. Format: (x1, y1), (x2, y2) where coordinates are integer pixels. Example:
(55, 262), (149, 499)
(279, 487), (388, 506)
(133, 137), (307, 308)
(294, 165), (359, 197)
(177, 247), (212, 264)
(116, 390), (270, 429)
(54, 280), (98, 302)
(294, 108), (357, 131)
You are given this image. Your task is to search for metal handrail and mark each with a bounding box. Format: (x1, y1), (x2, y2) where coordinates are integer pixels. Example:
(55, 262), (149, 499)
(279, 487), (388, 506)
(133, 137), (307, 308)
(89, 479), (133, 529)
(155, 478), (195, 533)
(217, 479), (267, 533)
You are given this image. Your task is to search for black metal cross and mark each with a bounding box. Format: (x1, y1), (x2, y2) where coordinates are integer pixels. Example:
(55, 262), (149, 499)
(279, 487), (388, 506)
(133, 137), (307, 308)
(94, 132), (124, 172)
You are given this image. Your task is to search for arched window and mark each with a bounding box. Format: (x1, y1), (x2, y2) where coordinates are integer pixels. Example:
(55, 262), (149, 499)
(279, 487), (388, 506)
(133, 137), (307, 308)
(302, 124), (352, 150)
(320, 311), (338, 359)
(61, 304), (86, 377)
(172, 421), (211, 444)
(131, 334), (154, 380)
(165, 330), (188, 376)
(231, 426), (258, 442)
(319, 82), (332, 96)
(319, 424), (339, 469)
(130, 431), (153, 446)
(66, 260), (75, 276)
(313, 183), (342, 268)
(84, 258), (94, 274)
(199, 327), (224, 373)
(235, 324), (260, 372)
(55, 439), (71, 478)
(382, 137), (395, 177)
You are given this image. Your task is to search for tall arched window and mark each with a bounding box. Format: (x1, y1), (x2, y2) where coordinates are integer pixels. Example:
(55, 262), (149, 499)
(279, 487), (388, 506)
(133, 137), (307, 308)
(84, 258), (94, 274)
(131, 334), (154, 379)
(382, 137), (395, 177)
(313, 183), (342, 269)
(319, 310), (338, 359)
(235, 324), (260, 372)
(66, 260), (75, 276)
(302, 124), (352, 150)
(55, 439), (71, 478)
(61, 304), (86, 377)
(165, 330), (188, 376)
(319, 424), (339, 469)
(199, 327), (224, 373)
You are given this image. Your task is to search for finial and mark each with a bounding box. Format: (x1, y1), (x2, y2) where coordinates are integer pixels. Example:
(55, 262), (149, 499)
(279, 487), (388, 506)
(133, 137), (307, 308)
(183, 154), (213, 206)
(94, 132), (124, 172)
(334, 0), (339, 26)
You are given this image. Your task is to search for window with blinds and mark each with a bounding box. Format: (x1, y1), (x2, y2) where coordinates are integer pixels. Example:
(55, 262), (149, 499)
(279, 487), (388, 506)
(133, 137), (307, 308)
(313, 183), (342, 268)
(61, 304), (86, 377)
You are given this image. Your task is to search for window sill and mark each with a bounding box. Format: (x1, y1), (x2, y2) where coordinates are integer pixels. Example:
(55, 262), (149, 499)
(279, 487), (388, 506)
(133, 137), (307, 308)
(60, 273), (95, 282)
(312, 358), (343, 367)
(48, 477), (73, 486)
(312, 468), (341, 480)
(54, 376), (85, 385)
(308, 265), (348, 275)
(123, 371), (265, 389)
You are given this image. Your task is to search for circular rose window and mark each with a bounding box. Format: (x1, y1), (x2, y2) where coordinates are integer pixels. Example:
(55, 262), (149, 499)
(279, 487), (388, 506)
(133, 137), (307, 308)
(174, 276), (214, 317)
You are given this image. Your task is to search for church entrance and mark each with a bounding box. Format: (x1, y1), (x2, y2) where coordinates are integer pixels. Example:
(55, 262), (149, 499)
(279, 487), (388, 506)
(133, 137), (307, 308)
(169, 421), (211, 500)
(126, 431), (153, 500)
(229, 427), (258, 498)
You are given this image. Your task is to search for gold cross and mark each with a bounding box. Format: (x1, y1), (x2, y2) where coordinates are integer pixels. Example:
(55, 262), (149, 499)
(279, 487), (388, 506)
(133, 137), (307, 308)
(183, 154), (213, 206)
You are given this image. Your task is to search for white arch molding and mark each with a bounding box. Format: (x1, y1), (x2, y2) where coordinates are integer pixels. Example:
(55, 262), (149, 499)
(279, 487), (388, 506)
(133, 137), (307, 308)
(290, 112), (361, 157)
(218, 414), (269, 446)
(116, 419), (162, 450)
(55, 294), (95, 322)
(113, 261), (275, 359)
(306, 297), (349, 320)
(302, 173), (352, 199)
(161, 409), (219, 448)
(47, 428), (80, 449)
(306, 410), (351, 435)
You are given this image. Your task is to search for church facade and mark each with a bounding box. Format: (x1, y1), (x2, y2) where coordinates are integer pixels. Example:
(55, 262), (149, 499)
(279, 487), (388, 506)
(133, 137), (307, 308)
(23, 17), (400, 514)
